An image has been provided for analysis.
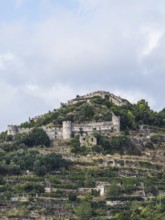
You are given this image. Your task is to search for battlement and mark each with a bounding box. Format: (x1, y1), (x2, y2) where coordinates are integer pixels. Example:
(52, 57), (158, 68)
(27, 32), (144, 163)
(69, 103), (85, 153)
(7, 112), (120, 143)
(66, 91), (127, 106)
(7, 91), (121, 146)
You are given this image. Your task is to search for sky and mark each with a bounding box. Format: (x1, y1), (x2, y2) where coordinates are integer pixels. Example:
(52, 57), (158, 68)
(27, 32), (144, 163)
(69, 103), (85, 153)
(0, 0), (165, 132)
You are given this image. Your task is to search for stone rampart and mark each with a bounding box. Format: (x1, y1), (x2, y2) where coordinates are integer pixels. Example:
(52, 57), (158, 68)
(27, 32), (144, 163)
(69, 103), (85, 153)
(42, 126), (62, 140)
(19, 128), (32, 134)
(7, 112), (120, 142)
(73, 121), (114, 133)
(66, 91), (126, 106)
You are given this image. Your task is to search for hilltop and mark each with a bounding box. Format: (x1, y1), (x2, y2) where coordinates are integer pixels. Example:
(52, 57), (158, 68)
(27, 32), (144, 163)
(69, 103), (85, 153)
(7, 90), (164, 132)
(0, 91), (165, 219)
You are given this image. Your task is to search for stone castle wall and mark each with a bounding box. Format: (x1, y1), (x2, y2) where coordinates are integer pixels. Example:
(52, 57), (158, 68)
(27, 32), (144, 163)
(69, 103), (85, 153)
(19, 127), (32, 134)
(73, 121), (114, 133)
(42, 126), (62, 140)
(66, 91), (126, 106)
(7, 91), (123, 144)
(7, 114), (120, 143)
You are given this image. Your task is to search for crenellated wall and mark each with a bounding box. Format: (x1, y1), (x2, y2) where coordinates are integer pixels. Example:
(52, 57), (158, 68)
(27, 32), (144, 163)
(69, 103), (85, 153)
(66, 91), (127, 106)
(7, 114), (120, 143)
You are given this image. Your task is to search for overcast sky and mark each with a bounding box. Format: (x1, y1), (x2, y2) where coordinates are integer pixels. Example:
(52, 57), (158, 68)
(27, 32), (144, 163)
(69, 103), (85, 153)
(0, 0), (165, 132)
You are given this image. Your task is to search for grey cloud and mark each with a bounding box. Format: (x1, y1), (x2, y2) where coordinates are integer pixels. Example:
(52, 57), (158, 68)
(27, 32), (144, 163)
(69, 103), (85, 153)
(0, 0), (165, 131)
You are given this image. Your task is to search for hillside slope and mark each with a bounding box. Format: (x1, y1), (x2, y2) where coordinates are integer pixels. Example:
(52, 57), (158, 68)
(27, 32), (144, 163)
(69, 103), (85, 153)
(0, 91), (165, 219)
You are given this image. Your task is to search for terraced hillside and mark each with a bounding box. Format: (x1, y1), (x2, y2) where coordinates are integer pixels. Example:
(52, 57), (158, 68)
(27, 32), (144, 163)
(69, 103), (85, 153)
(0, 93), (165, 219)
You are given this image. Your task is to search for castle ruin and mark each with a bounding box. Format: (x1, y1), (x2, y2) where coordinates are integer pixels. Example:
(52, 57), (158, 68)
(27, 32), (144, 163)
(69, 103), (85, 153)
(7, 91), (121, 146)
(65, 91), (127, 106)
(7, 113), (120, 145)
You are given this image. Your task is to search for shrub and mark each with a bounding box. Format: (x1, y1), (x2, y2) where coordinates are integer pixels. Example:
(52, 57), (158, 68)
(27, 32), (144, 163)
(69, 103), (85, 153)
(107, 182), (121, 197)
(76, 202), (93, 220)
(92, 145), (104, 153)
(16, 128), (51, 147)
(20, 182), (44, 193)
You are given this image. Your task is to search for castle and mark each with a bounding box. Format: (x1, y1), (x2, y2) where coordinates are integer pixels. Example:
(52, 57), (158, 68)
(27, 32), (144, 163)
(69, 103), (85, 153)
(7, 113), (120, 145)
(65, 91), (127, 106)
(7, 91), (121, 146)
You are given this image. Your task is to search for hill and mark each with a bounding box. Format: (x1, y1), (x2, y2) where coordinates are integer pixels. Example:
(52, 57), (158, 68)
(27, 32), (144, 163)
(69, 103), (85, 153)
(0, 91), (165, 219)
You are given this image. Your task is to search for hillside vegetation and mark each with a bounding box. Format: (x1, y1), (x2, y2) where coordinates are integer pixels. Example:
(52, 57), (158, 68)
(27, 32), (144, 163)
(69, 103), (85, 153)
(19, 97), (165, 131)
(0, 95), (165, 219)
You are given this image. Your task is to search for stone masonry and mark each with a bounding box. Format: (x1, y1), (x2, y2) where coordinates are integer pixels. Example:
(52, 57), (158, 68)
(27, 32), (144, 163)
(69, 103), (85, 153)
(7, 113), (120, 144)
(7, 91), (121, 146)
(65, 91), (127, 106)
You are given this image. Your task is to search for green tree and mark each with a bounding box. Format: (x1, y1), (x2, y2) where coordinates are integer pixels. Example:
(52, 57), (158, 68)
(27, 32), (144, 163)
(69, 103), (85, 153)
(79, 103), (94, 121)
(76, 202), (93, 220)
(22, 128), (50, 147)
(20, 182), (44, 193)
(108, 182), (121, 197)
(34, 160), (46, 176)
(70, 136), (81, 154)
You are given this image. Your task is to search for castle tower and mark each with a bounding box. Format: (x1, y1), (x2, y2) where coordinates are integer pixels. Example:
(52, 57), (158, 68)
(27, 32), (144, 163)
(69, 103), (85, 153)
(112, 112), (120, 132)
(62, 121), (72, 140)
(7, 125), (18, 136)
